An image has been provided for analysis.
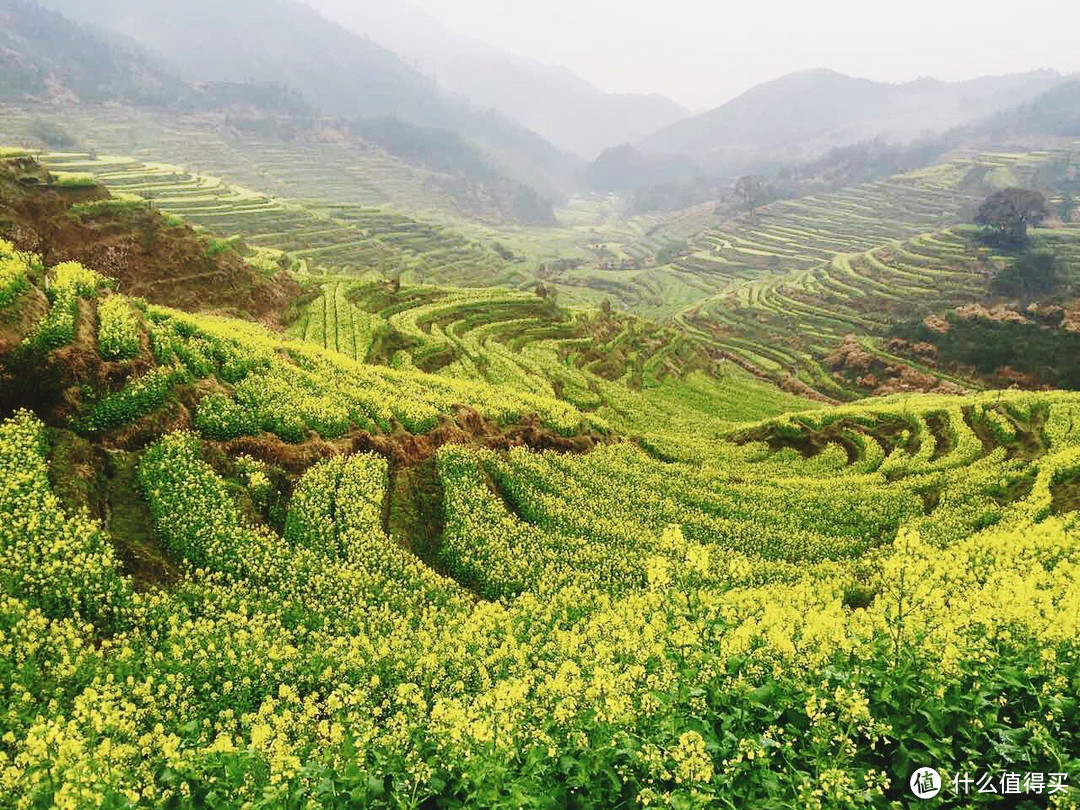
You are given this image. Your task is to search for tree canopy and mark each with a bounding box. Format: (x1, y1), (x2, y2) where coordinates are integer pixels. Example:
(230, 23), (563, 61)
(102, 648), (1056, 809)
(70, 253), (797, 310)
(976, 187), (1048, 246)
(734, 175), (773, 217)
(992, 249), (1061, 298)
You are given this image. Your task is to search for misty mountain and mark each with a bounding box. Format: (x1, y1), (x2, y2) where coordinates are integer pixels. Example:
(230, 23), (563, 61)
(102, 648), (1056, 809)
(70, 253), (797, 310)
(34, 0), (583, 200)
(640, 68), (1067, 172)
(972, 79), (1080, 139)
(585, 145), (720, 212)
(0, 0), (186, 105)
(301, 0), (688, 160)
(0, 0), (325, 118)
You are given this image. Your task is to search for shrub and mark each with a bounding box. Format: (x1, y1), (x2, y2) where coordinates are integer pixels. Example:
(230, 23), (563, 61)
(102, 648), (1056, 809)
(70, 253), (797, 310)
(992, 249), (1062, 298)
(205, 237), (234, 259)
(75, 366), (188, 432)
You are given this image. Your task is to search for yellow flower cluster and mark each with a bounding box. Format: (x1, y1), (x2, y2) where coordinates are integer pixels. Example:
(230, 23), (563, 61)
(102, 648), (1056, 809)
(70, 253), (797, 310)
(21, 260), (108, 350)
(2, 354), (1080, 806)
(671, 731), (713, 785)
(0, 239), (35, 309)
(0, 411), (131, 630)
(138, 303), (587, 442)
(96, 296), (140, 360)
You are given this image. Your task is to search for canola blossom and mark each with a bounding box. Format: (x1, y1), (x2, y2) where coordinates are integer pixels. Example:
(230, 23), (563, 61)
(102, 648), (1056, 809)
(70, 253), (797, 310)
(24, 261), (106, 351)
(1, 385), (1079, 807)
(0, 240), (35, 309)
(1, 270), (1080, 808)
(96, 296), (140, 361)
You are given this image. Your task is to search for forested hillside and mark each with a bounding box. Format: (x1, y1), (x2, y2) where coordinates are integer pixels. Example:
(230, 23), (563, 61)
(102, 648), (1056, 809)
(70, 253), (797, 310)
(304, 0), (689, 159)
(0, 0), (185, 105)
(975, 79), (1080, 138)
(640, 68), (1066, 170)
(35, 0), (582, 201)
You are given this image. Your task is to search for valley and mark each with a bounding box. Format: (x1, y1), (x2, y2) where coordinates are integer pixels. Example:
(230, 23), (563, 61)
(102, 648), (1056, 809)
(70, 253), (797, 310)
(2, 1), (1080, 807)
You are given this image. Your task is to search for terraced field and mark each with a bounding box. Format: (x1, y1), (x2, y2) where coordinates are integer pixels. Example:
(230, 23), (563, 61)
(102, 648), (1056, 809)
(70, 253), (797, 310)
(443, 389), (1080, 597)
(5, 155), (1080, 807)
(37, 151), (512, 285)
(0, 107), (610, 292)
(636, 147), (1080, 396)
(9, 120), (1078, 408)
(4, 246), (1080, 806)
(682, 228), (996, 395)
(33, 143), (1079, 404)
(5, 105), (1075, 317)
(676, 224), (1080, 398)
(0, 105), (473, 215)
(20, 135), (712, 307)
(542, 149), (1076, 318)
(679, 150), (1067, 283)
(286, 279), (813, 440)
(287, 281), (384, 362)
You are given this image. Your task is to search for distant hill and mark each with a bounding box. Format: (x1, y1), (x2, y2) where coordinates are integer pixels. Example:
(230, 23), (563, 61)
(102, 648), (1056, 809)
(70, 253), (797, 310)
(585, 145), (717, 212)
(972, 79), (1080, 138)
(35, 0), (582, 200)
(303, 0), (688, 160)
(0, 0), (186, 105)
(0, 0), (318, 119)
(640, 68), (1067, 173)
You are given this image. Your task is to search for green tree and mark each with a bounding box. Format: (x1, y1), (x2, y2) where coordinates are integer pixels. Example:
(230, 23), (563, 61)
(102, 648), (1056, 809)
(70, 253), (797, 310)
(992, 249), (1061, 298)
(976, 188), (1048, 247)
(734, 175), (773, 217)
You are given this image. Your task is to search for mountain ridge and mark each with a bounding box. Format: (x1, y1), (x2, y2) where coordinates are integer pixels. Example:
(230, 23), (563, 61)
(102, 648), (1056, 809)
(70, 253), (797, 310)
(0, 0), (186, 106)
(640, 67), (1068, 170)
(301, 0), (689, 160)
(34, 0), (583, 200)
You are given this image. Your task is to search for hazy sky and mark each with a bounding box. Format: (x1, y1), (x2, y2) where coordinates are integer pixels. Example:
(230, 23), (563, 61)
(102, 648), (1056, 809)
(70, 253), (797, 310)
(405, 0), (1080, 110)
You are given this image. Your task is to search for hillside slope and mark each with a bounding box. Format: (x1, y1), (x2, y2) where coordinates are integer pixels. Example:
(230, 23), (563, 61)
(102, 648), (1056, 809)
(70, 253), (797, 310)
(23, 147), (519, 285)
(0, 154), (298, 320)
(305, 0), (688, 159)
(972, 79), (1080, 138)
(0, 0), (186, 105)
(36, 0), (582, 199)
(2, 211), (1079, 806)
(660, 147), (1080, 397)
